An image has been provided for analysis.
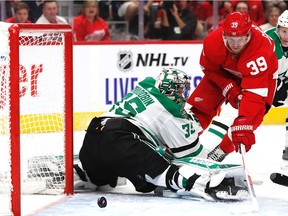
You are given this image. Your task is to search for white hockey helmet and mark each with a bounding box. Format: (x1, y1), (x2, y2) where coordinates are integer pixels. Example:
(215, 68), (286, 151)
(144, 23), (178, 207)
(156, 68), (190, 105)
(278, 10), (288, 28)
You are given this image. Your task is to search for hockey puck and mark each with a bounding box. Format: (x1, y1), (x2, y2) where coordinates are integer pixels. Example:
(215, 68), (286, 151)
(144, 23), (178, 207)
(97, 196), (107, 208)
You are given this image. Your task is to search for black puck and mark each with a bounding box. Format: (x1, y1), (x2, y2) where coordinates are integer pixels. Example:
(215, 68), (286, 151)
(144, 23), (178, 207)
(97, 196), (107, 208)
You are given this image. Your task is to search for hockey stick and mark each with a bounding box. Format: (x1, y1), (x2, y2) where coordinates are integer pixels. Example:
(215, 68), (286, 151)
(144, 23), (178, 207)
(240, 144), (259, 212)
(229, 144), (259, 214)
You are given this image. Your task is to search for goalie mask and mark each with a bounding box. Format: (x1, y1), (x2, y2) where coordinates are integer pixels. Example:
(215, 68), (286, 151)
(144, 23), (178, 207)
(156, 68), (190, 105)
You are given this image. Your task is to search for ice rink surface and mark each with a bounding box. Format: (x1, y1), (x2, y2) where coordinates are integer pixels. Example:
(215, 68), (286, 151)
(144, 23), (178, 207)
(23, 125), (288, 216)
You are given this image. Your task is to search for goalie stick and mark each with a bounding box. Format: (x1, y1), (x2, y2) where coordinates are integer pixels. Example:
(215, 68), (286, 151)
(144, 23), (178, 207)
(270, 172), (288, 187)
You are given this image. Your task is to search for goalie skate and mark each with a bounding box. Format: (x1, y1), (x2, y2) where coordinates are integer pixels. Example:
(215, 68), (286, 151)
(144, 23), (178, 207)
(206, 177), (249, 201)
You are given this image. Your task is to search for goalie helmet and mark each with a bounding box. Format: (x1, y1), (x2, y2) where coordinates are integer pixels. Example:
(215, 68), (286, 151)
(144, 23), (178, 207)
(156, 68), (190, 105)
(222, 11), (252, 37)
(278, 10), (288, 28)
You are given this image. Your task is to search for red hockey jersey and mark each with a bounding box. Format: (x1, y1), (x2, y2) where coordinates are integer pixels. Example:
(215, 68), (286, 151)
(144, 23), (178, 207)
(198, 25), (278, 122)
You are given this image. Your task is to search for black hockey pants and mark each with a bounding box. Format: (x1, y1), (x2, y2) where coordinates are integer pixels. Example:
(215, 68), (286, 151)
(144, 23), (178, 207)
(79, 117), (170, 193)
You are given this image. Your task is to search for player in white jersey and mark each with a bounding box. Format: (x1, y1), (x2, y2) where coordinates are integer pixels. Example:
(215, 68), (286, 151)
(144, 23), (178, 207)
(266, 10), (288, 185)
(75, 68), (249, 201)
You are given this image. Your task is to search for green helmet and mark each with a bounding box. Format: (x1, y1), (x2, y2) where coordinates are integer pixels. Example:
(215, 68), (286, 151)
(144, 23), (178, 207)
(156, 68), (191, 105)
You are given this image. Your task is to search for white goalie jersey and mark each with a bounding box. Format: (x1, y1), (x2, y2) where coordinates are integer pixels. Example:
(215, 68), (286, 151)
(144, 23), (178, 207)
(102, 77), (203, 158)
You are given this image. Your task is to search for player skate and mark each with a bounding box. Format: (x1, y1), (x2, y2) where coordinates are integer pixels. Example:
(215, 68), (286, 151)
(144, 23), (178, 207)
(263, 9), (288, 187)
(270, 148), (288, 187)
(207, 145), (228, 162)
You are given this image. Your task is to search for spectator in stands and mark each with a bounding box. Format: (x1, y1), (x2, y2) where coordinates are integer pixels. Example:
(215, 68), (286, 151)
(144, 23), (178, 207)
(218, 1), (250, 27)
(157, 0), (199, 40)
(98, 0), (112, 21)
(5, 1), (31, 23)
(217, 1), (259, 29)
(260, 6), (281, 31)
(195, 1), (213, 23)
(264, 0), (287, 13)
(195, 1), (232, 34)
(36, 0), (67, 24)
(230, 0), (265, 26)
(117, 0), (139, 35)
(4, 0), (20, 19)
(116, 0), (153, 38)
(73, 0), (111, 41)
(144, 1), (162, 39)
(233, 1), (249, 12)
(26, 0), (44, 23)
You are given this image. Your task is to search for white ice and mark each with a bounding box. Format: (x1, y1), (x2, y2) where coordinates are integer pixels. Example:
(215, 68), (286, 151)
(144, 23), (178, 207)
(22, 125), (288, 216)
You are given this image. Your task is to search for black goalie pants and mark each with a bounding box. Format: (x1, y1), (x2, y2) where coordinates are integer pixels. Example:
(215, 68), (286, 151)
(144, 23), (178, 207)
(79, 117), (170, 193)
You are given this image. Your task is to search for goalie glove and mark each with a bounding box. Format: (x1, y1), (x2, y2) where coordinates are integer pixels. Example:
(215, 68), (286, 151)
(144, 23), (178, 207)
(222, 82), (242, 109)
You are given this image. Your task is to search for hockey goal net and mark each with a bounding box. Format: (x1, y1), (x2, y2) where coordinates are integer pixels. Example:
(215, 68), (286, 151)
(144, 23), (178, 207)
(0, 23), (73, 215)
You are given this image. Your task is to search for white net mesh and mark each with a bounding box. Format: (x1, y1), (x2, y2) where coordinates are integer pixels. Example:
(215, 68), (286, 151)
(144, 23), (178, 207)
(19, 30), (66, 195)
(0, 22), (13, 216)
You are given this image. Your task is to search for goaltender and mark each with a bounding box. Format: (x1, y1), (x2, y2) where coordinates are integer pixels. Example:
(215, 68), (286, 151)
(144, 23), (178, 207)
(75, 68), (249, 201)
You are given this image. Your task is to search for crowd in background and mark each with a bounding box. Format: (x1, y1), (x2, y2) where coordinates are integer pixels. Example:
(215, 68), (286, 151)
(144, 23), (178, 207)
(1, 0), (288, 41)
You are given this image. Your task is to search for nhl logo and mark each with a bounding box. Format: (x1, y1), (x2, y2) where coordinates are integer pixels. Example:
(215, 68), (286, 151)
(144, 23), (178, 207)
(117, 51), (132, 72)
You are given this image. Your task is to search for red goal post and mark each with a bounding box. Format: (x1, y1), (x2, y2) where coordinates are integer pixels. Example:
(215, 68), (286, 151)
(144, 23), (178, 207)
(0, 23), (73, 216)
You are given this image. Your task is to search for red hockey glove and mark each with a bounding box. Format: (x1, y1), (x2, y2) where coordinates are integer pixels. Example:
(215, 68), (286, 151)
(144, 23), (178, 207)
(231, 117), (255, 152)
(222, 82), (242, 109)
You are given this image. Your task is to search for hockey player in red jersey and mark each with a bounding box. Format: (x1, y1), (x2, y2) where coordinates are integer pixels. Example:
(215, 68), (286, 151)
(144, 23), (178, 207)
(187, 11), (278, 157)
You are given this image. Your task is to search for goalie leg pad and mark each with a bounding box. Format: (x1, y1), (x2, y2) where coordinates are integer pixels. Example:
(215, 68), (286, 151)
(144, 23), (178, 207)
(165, 164), (181, 192)
(174, 157), (249, 201)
